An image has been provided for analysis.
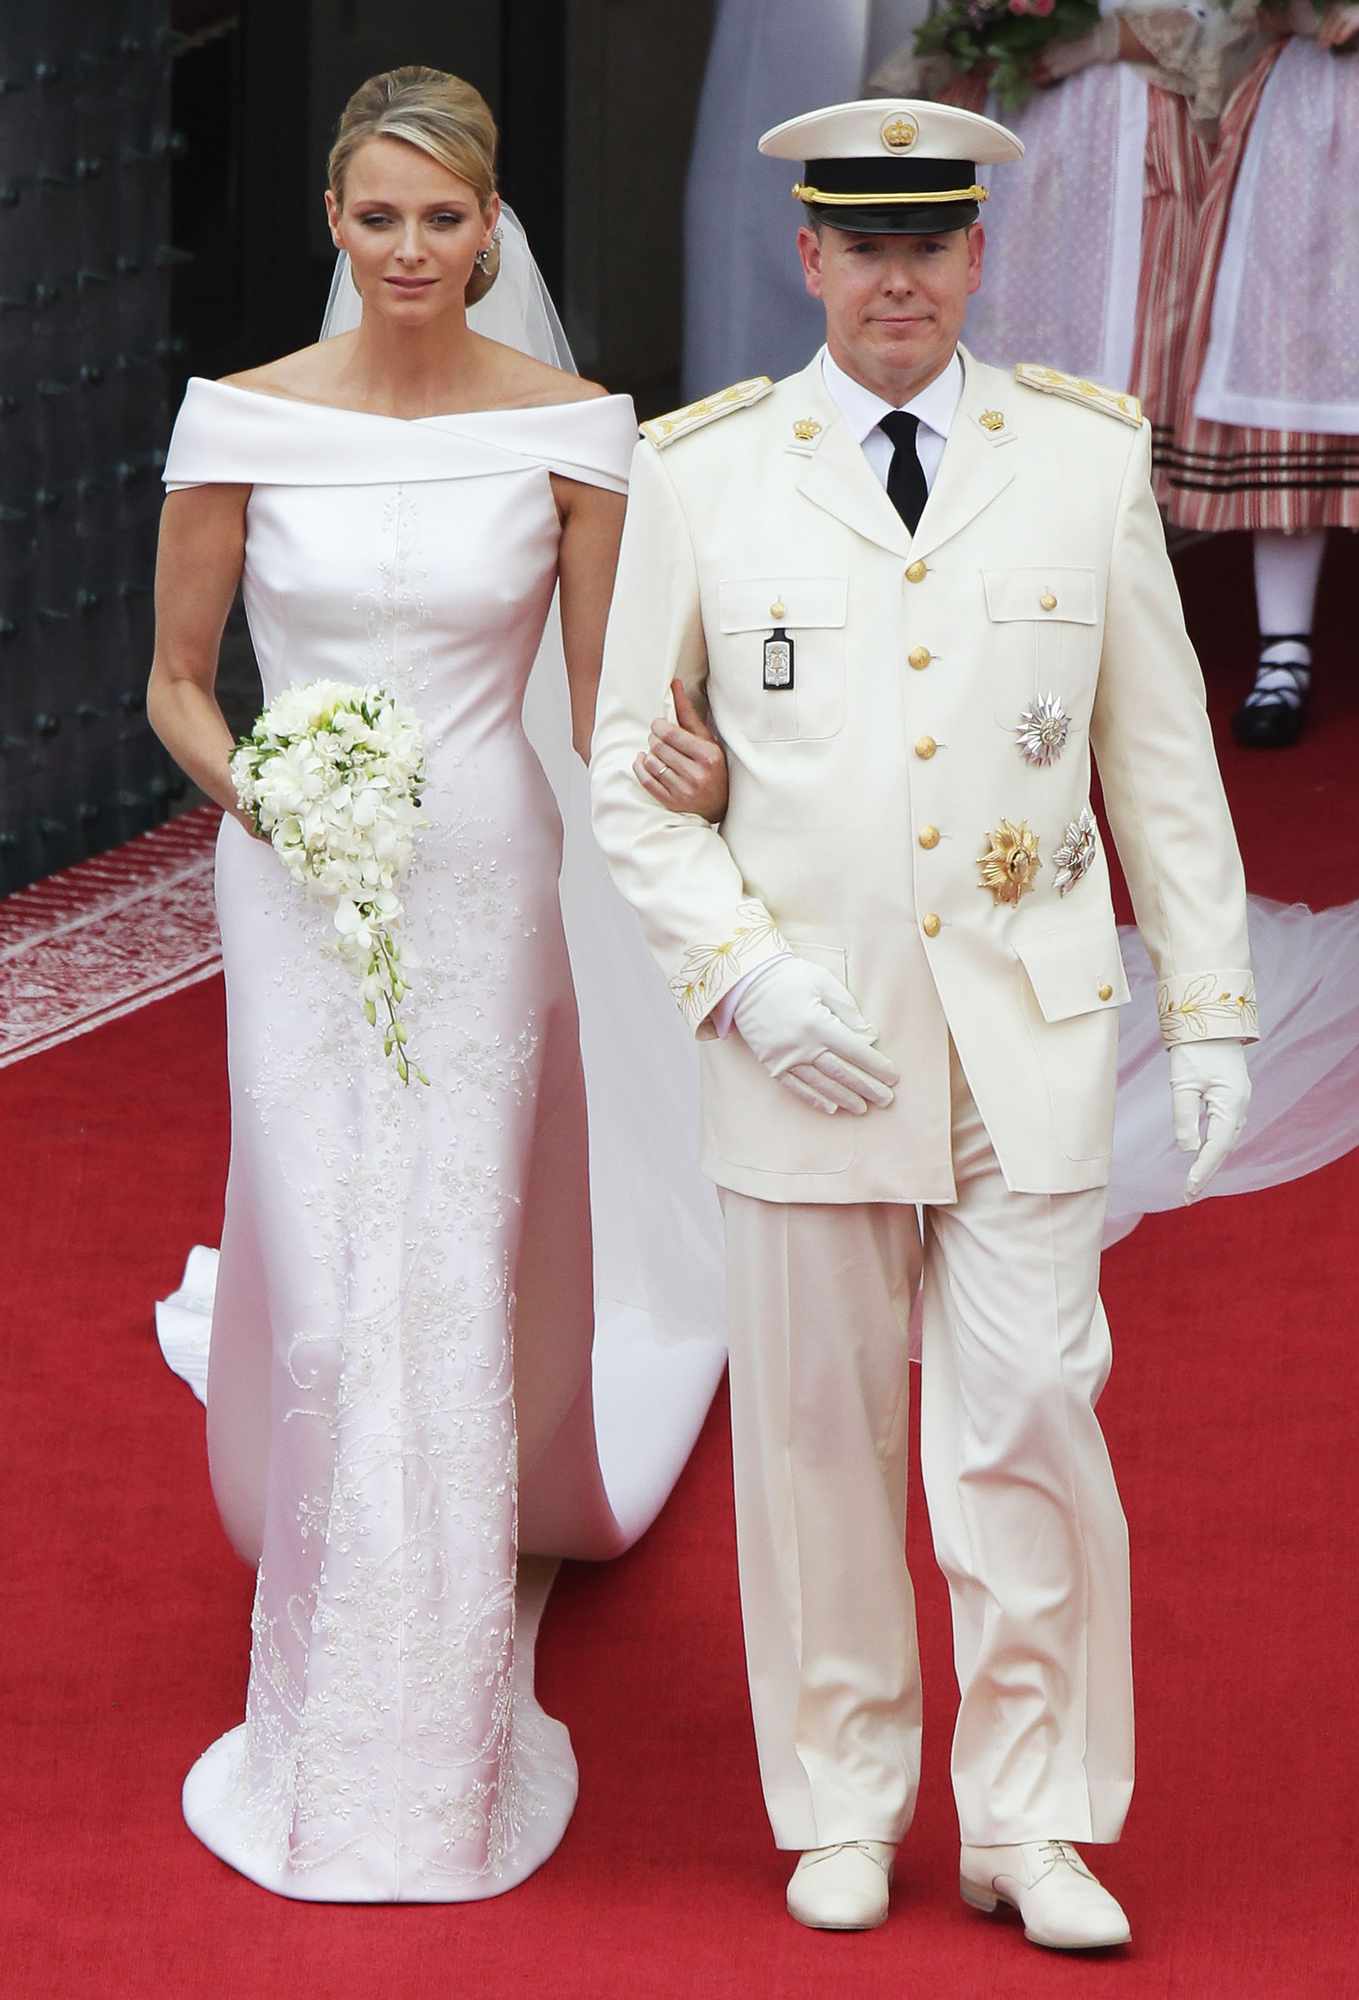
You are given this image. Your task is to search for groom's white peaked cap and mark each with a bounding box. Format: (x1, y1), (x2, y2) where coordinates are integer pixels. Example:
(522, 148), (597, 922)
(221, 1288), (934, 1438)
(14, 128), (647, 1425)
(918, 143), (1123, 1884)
(758, 98), (1023, 236)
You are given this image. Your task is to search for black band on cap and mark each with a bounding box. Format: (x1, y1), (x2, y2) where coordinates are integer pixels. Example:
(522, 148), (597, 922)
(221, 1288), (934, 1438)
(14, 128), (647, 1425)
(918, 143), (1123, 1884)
(794, 153), (985, 234)
(805, 156), (978, 197)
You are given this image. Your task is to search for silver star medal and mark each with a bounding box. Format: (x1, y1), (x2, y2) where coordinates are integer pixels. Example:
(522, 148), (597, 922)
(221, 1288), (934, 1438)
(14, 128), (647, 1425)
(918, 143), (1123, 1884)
(1052, 806), (1097, 897)
(1015, 691), (1070, 767)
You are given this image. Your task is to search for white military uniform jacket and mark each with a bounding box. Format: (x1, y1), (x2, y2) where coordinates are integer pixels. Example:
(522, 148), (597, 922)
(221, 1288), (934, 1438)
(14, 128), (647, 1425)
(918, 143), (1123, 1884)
(590, 346), (1256, 1204)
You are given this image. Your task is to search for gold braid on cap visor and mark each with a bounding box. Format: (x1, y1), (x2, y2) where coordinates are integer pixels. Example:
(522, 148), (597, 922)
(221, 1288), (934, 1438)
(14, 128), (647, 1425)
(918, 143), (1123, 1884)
(791, 182), (989, 206)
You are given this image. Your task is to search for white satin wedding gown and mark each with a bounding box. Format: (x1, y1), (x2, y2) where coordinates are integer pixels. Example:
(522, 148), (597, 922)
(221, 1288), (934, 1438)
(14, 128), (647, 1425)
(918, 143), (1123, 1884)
(160, 379), (725, 1902)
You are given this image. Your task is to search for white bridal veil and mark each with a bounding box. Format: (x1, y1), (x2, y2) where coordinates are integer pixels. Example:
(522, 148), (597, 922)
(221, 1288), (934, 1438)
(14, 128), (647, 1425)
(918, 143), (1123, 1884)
(321, 204), (575, 365)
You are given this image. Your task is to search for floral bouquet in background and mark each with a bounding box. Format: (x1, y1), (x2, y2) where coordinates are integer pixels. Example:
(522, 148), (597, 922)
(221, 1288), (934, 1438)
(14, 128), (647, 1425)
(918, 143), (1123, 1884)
(230, 680), (429, 1085)
(914, 0), (1101, 105)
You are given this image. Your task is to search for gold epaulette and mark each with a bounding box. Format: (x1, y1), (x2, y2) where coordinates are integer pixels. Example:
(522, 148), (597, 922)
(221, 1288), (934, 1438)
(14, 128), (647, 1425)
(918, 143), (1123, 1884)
(640, 376), (774, 449)
(1013, 363), (1142, 430)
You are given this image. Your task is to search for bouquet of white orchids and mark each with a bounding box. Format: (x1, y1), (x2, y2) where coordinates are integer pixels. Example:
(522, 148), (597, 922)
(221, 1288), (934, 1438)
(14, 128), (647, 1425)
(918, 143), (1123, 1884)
(229, 680), (429, 1084)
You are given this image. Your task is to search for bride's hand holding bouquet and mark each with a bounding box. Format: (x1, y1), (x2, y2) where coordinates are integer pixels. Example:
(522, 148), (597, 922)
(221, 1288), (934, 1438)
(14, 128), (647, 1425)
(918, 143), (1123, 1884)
(230, 680), (429, 1084)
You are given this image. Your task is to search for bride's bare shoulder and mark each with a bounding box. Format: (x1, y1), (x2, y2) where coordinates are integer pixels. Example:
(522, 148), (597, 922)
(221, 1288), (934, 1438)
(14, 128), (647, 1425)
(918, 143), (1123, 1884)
(473, 336), (610, 407)
(218, 337), (355, 400)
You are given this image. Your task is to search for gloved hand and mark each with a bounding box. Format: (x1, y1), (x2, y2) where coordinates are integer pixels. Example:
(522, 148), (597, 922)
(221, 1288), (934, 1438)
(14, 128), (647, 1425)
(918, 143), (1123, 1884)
(1169, 1040), (1251, 1202)
(731, 955), (898, 1117)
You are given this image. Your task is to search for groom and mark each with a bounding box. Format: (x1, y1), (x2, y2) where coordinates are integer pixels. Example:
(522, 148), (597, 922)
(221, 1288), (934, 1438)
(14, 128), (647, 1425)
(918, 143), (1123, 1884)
(590, 100), (1254, 1948)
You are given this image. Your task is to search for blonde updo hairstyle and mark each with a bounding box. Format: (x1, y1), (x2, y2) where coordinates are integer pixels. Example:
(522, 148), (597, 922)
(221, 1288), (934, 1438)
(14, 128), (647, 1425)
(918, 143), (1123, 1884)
(328, 65), (501, 302)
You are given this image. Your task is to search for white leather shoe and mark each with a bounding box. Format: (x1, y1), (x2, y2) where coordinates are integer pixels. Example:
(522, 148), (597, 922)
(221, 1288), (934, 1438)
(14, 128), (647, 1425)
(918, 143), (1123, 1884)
(786, 1840), (896, 1930)
(960, 1839), (1131, 1950)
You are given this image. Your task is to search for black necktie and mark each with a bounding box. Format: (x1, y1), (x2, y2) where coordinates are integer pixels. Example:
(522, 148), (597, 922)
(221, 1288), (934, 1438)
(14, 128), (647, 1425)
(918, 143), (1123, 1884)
(880, 410), (928, 537)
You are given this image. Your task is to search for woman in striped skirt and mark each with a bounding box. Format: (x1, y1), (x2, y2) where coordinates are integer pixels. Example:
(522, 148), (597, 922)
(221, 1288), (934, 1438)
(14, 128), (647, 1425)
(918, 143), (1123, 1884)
(870, 4), (1261, 446)
(1160, 4), (1359, 747)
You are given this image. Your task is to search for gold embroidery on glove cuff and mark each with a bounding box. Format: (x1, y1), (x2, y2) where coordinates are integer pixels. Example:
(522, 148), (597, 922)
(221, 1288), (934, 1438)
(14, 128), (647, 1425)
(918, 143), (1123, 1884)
(1157, 973), (1259, 1044)
(669, 901), (788, 1023)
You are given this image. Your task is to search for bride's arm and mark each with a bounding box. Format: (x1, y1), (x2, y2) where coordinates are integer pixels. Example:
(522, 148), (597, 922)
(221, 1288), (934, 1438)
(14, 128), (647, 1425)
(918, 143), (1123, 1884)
(146, 485), (253, 831)
(554, 474), (625, 762)
(555, 473), (728, 821)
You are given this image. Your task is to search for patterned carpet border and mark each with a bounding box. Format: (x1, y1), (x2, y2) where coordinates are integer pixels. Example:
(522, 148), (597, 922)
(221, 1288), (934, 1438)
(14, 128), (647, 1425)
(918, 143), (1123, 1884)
(0, 810), (222, 1070)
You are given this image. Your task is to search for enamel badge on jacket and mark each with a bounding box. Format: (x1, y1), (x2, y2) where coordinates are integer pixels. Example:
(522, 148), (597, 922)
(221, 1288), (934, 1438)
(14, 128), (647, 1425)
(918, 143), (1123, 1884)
(591, 348), (1255, 1205)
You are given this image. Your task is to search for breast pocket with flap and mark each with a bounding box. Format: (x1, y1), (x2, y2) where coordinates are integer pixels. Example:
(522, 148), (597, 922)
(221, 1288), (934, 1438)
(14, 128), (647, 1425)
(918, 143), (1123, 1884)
(714, 576), (848, 743)
(982, 566), (1100, 726)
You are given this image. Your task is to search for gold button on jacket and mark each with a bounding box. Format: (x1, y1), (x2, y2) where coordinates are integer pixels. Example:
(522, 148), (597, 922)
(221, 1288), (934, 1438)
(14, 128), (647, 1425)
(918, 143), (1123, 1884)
(908, 646), (931, 671)
(1098, 983), (1114, 1002)
(918, 825), (940, 850)
(1040, 591), (1058, 611)
(914, 736), (937, 760)
(921, 913), (942, 938)
(905, 559), (927, 584)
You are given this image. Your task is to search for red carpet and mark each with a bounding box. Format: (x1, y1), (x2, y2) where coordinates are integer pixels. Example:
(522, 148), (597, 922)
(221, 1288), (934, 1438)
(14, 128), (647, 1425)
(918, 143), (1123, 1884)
(4, 532), (1358, 1998)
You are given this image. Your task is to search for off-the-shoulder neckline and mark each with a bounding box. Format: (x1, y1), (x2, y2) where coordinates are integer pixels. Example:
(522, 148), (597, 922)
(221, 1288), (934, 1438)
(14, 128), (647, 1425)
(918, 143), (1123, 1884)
(193, 377), (632, 424)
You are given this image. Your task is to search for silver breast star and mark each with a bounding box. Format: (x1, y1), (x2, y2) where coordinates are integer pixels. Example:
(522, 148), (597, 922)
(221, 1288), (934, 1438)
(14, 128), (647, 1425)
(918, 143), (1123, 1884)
(1052, 806), (1098, 897)
(1015, 691), (1071, 767)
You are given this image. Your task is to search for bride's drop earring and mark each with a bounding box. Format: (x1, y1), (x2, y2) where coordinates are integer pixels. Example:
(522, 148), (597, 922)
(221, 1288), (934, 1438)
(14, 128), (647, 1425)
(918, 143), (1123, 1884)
(475, 225), (503, 273)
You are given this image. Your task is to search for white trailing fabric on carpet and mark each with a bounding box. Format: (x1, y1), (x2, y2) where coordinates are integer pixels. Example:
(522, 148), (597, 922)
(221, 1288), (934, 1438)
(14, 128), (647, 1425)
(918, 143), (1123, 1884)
(1104, 896), (1359, 1246)
(156, 1246), (724, 1539)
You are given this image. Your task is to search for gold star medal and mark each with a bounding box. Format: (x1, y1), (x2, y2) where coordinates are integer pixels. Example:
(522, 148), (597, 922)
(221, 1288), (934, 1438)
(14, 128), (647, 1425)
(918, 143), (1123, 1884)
(978, 820), (1041, 905)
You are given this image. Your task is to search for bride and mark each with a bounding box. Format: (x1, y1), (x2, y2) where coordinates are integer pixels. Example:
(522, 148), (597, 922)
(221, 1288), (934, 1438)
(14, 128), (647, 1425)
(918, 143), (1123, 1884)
(148, 65), (730, 1902)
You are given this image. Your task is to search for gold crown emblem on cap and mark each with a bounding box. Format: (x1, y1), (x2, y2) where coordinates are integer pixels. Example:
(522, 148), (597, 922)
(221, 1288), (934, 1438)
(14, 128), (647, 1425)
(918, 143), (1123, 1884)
(880, 113), (919, 153)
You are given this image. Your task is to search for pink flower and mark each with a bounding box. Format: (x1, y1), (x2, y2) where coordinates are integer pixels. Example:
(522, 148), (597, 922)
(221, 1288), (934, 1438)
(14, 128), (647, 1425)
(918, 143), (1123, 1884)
(1008, 0), (1029, 13)
(1032, 0), (1056, 16)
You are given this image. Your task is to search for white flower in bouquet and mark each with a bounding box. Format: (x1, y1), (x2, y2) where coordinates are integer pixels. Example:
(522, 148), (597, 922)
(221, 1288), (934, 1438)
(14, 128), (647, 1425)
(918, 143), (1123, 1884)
(229, 681), (430, 1084)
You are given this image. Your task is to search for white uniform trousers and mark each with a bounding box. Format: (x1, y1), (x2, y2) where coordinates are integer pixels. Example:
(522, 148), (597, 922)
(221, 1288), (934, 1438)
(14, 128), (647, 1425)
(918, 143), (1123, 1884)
(719, 1045), (1134, 1851)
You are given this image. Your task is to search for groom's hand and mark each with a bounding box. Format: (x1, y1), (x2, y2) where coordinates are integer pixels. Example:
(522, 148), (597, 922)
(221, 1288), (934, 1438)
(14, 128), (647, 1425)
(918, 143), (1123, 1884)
(731, 956), (898, 1116)
(1169, 1040), (1251, 1202)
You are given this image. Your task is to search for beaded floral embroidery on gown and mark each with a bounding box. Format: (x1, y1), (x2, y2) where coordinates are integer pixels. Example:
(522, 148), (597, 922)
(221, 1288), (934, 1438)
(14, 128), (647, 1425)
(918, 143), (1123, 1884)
(161, 380), (720, 1903)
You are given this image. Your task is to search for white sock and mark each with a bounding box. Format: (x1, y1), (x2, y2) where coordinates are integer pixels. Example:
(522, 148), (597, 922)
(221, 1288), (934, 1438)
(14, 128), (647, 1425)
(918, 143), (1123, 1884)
(1253, 528), (1325, 665)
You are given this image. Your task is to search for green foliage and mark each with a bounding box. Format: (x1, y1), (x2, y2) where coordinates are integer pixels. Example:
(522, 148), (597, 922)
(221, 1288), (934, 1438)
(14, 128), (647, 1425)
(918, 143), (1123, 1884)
(916, 0), (1101, 106)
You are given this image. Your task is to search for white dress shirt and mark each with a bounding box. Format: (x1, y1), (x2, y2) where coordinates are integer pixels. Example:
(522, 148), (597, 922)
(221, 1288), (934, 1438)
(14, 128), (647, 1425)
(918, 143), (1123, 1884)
(819, 343), (962, 495)
(711, 346), (964, 1038)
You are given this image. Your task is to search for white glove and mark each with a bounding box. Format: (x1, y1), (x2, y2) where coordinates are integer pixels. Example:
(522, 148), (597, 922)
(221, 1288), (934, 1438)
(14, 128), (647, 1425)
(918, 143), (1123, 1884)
(1169, 1041), (1252, 1202)
(731, 955), (899, 1117)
